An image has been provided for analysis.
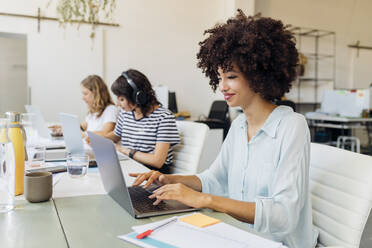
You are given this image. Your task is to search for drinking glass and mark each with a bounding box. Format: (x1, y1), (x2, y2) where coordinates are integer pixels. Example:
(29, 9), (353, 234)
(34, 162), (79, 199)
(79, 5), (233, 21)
(26, 145), (46, 169)
(66, 155), (89, 178)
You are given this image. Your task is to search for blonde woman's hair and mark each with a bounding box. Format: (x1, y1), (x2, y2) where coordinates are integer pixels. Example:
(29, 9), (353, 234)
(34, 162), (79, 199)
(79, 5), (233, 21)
(81, 75), (114, 118)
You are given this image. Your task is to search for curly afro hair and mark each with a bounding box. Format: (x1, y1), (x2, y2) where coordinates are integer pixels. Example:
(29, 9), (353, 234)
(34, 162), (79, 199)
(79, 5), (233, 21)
(197, 10), (298, 102)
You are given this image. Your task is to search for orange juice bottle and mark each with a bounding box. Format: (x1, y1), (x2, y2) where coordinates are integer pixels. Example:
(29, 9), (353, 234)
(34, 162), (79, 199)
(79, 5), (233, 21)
(5, 112), (26, 196)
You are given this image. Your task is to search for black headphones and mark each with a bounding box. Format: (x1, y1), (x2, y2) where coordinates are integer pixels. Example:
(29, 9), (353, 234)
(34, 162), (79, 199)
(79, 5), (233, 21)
(121, 71), (147, 106)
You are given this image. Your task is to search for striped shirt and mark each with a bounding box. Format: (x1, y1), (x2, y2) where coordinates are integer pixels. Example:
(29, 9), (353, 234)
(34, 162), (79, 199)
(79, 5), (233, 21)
(114, 107), (180, 166)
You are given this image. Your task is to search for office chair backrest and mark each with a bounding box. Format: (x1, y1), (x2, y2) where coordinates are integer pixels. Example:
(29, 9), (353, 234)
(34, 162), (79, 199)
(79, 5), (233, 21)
(171, 121), (209, 174)
(310, 143), (372, 248)
(208, 100), (229, 121)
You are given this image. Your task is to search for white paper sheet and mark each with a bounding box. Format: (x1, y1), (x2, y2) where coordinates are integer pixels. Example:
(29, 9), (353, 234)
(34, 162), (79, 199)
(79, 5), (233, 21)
(120, 215), (284, 248)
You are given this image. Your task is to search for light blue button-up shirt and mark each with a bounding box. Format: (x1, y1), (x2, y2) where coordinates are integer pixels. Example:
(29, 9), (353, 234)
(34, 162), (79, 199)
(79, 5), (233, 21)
(196, 106), (317, 248)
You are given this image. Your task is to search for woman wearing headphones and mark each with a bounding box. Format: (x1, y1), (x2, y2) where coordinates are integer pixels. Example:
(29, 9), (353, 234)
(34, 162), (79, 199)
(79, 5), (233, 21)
(80, 75), (119, 135)
(130, 11), (317, 248)
(105, 69), (180, 174)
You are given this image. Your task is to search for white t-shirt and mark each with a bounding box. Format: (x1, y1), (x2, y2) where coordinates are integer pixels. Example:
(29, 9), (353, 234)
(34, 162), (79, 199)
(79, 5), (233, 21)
(85, 105), (119, 132)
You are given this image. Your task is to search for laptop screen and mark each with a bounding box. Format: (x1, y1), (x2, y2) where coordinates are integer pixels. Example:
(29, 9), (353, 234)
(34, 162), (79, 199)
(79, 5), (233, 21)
(59, 113), (85, 156)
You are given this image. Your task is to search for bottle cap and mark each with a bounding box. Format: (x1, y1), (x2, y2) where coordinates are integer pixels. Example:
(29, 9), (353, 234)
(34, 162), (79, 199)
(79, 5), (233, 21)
(5, 112), (21, 122)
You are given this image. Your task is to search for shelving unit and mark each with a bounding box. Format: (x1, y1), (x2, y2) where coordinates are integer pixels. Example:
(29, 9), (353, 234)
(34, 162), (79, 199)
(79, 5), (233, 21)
(287, 27), (336, 113)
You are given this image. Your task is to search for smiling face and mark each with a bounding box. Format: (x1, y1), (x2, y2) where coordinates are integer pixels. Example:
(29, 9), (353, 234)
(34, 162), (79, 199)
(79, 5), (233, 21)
(81, 86), (94, 108)
(116, 96), (135, 112)
(218, 65), (257, 109)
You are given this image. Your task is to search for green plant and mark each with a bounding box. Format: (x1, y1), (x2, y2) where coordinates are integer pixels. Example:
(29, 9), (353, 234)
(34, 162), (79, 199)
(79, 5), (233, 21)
(55, 0), (116, 39)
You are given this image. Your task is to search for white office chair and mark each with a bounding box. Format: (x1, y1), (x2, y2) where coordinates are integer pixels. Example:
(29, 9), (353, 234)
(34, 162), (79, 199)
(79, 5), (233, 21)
(310, 143), (372, 248)
(170, 121), (209, 174)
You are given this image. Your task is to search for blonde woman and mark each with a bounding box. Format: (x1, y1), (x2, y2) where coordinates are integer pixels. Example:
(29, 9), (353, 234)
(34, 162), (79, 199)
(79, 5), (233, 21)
(80, 75), (119, 136)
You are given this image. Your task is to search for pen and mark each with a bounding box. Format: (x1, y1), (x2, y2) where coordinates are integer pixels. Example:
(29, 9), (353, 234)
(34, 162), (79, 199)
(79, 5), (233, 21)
(136, 217), (178, 239)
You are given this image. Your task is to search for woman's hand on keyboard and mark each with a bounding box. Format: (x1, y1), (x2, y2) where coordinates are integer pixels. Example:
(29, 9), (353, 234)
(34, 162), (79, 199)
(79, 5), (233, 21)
(130, 170), (170, 189)
(149, 183), (206, 208)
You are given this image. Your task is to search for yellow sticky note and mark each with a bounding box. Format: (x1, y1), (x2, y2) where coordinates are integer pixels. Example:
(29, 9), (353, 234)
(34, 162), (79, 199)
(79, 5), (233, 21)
(179, 213), (221, 228)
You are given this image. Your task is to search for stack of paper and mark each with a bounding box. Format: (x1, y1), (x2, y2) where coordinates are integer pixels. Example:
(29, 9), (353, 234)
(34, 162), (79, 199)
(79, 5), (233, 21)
(118, 213), (285, 248)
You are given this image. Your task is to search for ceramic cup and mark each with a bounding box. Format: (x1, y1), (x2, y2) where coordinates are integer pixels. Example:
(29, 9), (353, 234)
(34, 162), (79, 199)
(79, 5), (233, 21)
(24, 172), (52, 203)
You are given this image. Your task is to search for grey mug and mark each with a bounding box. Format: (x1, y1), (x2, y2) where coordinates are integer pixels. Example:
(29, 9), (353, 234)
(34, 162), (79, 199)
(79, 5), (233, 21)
(24, 172), (53, 203)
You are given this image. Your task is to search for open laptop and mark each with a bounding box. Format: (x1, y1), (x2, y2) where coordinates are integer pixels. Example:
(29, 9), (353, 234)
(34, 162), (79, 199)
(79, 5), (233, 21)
(60, 113), (127, 161)
(88, 131), (197, 218)
(25, 105), (65, 150)
(59, 113), (86, 156)
(24, 105), (66, 165)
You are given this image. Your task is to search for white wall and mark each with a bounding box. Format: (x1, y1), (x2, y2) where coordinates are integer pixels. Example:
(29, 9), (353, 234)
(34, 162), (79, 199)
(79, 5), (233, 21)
(104, 0), (254, 120)
(255, 0), (372, 90)
(0, 1), (103, 121)
(27, 27), (103, 121)
(104, 0), (227, 121)
(0, 0), (254, 121)
(0, 33), (27, 114)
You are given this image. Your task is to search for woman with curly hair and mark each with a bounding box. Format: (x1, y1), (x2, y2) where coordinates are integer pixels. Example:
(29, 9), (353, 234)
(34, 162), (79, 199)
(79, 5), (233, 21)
(80, 75), (119, 136)
(130, 10), (317, 248)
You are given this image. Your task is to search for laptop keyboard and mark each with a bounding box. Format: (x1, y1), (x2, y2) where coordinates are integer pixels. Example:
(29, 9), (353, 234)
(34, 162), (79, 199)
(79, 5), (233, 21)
(128, 186), (173, 213)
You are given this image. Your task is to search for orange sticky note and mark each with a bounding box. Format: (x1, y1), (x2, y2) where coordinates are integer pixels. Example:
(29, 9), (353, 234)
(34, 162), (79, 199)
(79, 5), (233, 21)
(179, 213), (221, 228)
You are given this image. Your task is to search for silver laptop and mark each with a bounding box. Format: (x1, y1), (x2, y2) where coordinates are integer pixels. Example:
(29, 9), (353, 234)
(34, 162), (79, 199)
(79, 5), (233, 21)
(60, 113), (127, 161)
(59, 113), (85, 156)
(25, 105), (65, 150)
(24, 105), (66, 164)
(88, 131), (197, 218)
